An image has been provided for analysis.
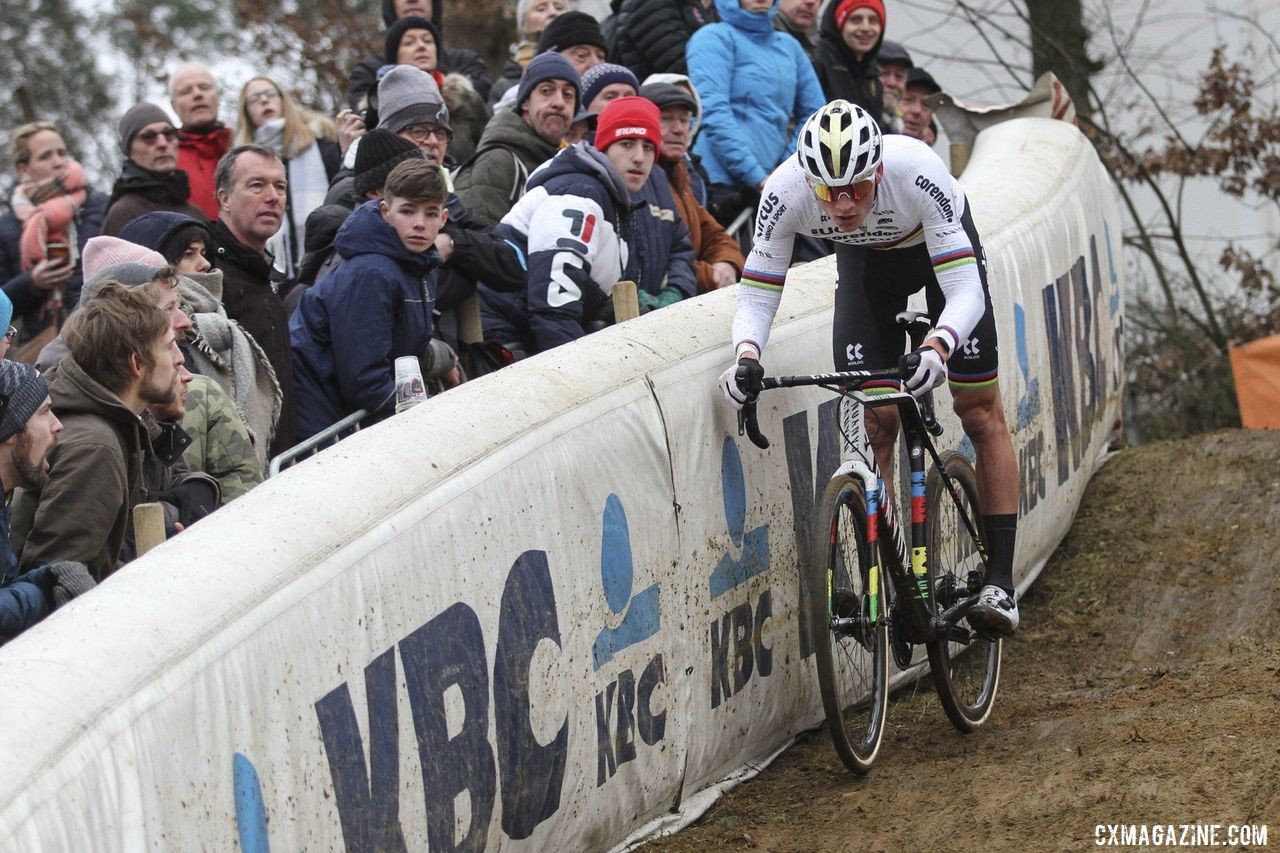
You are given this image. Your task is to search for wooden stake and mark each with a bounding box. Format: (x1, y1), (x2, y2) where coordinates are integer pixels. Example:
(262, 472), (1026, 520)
(613, 280), (639, 323)
(132, 502), (167, 557)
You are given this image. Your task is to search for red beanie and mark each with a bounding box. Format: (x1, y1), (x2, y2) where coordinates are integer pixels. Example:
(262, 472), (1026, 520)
(834, 0), (885, 32)
(594, 96), (662, 152)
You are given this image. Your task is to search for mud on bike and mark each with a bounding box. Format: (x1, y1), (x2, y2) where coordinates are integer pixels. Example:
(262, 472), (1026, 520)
(738, 311), (1002, 774)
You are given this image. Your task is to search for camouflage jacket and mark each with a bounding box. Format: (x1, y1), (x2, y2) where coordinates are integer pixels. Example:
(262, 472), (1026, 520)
(180, 375), (263, 504)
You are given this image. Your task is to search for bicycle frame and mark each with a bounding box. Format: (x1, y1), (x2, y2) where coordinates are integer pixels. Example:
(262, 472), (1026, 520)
(741, 368), (990, 646)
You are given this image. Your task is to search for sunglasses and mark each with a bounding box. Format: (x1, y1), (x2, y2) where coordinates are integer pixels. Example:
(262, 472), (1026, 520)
(136, 127), (179, 145)
(809, 177), (876, 204)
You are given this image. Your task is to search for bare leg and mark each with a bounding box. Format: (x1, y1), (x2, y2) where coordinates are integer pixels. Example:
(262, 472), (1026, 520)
(951, 383), (1018, 515)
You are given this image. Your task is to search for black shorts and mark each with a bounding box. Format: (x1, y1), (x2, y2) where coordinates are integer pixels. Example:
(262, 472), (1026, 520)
(831, 205), (999, 392)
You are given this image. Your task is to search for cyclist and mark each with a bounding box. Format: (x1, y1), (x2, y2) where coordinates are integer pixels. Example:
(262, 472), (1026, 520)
(718, 99), (1020, 635)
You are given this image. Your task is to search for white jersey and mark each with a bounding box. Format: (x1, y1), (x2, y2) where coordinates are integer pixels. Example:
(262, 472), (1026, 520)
(732, 134), (984, 360)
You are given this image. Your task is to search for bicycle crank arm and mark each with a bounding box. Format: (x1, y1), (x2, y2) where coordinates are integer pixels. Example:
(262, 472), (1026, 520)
(931, 617), (974, 646)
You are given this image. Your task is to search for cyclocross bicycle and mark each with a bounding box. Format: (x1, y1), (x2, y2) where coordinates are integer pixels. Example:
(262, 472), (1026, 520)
(738, 311), (1002, 774)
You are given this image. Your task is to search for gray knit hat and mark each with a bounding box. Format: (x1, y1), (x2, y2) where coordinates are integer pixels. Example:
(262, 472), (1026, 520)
(81, 262), (170, 305)
(0, 361), (49, 444)
(377, 65), (452, 135)
(119, 103), (173, 155)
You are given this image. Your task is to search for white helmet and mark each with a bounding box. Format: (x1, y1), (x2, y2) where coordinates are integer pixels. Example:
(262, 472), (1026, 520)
(796, 100), (883, 186)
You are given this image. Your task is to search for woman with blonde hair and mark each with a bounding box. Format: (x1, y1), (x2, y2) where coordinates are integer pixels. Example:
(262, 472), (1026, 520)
(234, 76), (341, 280)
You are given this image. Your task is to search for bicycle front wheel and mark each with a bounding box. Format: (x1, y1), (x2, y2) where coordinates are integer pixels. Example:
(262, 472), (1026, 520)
(925, 452), (1002, 732)
(810, 474), (889, 773)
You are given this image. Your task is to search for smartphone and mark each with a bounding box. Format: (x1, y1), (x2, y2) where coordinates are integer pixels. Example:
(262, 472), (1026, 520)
(45, 241), (70, 264)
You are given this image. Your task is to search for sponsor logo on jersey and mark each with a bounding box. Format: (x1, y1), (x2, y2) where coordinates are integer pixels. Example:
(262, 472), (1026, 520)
(914, 174), (955, 221)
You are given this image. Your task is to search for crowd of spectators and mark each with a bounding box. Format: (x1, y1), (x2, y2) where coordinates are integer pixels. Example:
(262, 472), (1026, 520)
(1, 0), (943, 643)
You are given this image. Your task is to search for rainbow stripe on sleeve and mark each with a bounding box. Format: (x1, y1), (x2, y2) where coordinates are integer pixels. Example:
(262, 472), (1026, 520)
(931, 247), (977, 274)
(741, 268), (786, 293)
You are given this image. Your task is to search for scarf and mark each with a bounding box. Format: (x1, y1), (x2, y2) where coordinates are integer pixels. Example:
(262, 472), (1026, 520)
(255, 119), (330, 279)
(107, 161), (193, 210)
(14, 160), (89, 271)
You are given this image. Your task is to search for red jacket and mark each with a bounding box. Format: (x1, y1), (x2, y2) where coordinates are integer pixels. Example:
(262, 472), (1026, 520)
(177, 125), (233, 220)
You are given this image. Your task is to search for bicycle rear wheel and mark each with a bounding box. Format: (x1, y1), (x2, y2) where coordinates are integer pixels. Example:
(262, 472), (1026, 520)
(810, 473), (889, 773)
(925, 452), (1002, 732)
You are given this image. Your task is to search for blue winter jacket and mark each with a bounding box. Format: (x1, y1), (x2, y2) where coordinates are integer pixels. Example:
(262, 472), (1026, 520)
(685, 0), (826, 187)
(290, 201), (442, 440)
(480, 143), (637, 354)
(1, 498), (54, 643)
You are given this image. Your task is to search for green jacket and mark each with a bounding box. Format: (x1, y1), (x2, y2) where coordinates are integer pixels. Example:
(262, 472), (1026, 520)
(452, 109), (562, 227)
(180, 375), (263, 504)
(12, 354), (153, 581)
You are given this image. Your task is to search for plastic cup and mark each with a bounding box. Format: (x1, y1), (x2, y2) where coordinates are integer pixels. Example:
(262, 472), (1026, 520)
(394, 355), (427, 413)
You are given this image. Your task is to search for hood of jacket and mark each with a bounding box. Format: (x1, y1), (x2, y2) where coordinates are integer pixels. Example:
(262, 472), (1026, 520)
(334, 199), (442, 275)
(714, 0), (777, 36)
(816, 0), (884, 70)
(49, 351), (147, 432)
(527, 142), (633, 213)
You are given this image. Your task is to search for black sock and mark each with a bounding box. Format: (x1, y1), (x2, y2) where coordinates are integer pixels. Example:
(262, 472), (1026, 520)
(982, 513), (1017, 595)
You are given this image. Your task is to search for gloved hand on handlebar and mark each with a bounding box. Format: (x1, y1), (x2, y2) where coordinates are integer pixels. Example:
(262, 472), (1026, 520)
(719, 355), (764, 410)
(904, 344), (947, 399)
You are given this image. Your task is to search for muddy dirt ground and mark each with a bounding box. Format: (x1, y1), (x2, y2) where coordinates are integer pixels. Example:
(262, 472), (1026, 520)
(643, 429), (1280, 852)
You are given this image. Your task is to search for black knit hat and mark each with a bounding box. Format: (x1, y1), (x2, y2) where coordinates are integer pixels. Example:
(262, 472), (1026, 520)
(0, 361), (49, 444)
(385, 16), (444, 67)
(537, 11), (606, 55)
(354, 129), (425, 197)
(119, 211), (211, 264)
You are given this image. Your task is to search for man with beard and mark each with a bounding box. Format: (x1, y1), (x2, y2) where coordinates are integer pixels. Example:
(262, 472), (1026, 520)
(207, 145), (296, 455)
(0, 360), (97, 644)
(170, 64), (232, 219)
(10, 283), (184, 581)
(454, 53), (581, 227)
(102, 103), (207, 237)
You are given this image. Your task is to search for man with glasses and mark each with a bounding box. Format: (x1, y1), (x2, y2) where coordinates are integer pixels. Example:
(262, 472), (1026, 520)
(103, 103), (207, 237)
(718, 100), (1022, 636)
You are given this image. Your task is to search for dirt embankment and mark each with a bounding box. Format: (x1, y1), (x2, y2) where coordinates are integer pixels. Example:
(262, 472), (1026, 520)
(643, 429), (1280, 852)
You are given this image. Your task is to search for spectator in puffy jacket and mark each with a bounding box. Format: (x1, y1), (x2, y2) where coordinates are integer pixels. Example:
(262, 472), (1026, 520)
(290, 160), (452, 440)
(0, 360), (96, 645)
(480, 97), (675, 355)
(813, 0), (885, 120)
(346, 0), (493, 109)
(608, 0), (719, 84)
(686, 0), (825, 228)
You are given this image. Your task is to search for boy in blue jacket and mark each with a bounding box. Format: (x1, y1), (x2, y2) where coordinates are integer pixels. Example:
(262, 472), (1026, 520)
(290, 159), (451, 440)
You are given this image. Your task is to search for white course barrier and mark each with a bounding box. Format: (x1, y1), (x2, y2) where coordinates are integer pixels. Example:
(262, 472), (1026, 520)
(0, 117), (1123, 851)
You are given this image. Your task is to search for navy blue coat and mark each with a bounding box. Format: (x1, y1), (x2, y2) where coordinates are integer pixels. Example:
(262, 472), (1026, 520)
(290, 201), (443, 440)
(1, 499), (54, 642)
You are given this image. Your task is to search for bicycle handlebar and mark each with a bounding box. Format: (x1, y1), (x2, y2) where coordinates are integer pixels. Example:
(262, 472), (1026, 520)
(737, 360), (942, 449)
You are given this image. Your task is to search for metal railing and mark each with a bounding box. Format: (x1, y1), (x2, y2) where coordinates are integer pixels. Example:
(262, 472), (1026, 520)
(267, 408), (371, 477)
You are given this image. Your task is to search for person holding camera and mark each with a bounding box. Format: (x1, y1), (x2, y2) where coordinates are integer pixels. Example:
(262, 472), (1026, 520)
(0, 121), (108, 356)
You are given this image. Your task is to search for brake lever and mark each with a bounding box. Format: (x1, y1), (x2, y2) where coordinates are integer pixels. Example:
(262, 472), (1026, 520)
(739, 399), (770, 449)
